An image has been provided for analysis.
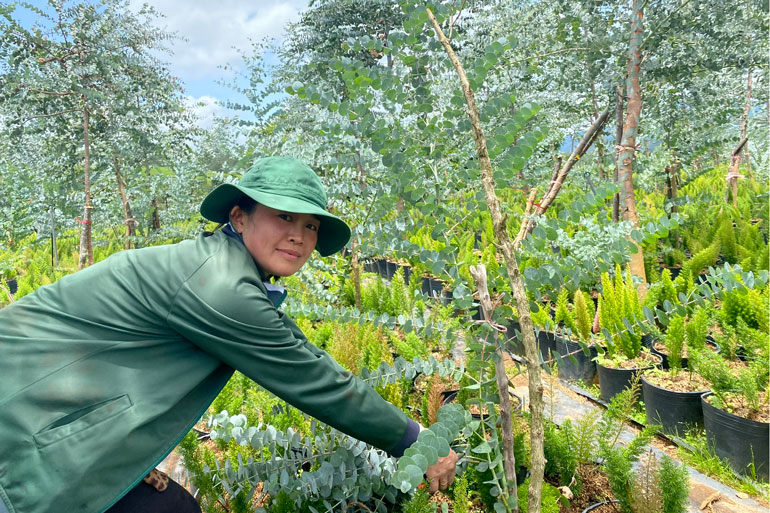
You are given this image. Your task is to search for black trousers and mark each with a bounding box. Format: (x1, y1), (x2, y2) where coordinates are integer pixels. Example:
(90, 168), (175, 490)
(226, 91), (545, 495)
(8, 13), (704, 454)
(107, 479), (201, 513)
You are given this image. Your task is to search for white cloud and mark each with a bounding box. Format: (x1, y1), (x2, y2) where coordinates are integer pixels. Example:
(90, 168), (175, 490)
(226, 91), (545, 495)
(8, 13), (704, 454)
(131, 0), (306, 81)
(183, 95), (224, 129)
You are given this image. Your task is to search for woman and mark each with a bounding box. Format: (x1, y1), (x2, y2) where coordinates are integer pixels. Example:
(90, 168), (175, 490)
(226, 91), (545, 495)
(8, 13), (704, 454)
(0, 157), (456, 513)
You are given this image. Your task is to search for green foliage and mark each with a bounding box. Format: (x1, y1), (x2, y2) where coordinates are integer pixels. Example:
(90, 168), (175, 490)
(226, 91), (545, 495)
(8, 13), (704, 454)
(690, 343), (768, 415)
(327, 322), (390, 374)
(529, 302), (553, 329)
(391, 330), (431, 362)
(684, 307), (709, 351)
(598, 265), (643, 360)
(554, 287), (578, 336)
(660, 457), (691, 513)
(717, 217), (738, 263)
(451, 472), (470, 513)
(388, 267), (409, 316)
(516, 478), (561, 513)
(573, 289), (595, 342)
(644, 268), (677, 311)
(400, 486), (434, 513)
(677, 429), (767, 498)
(664, 315), (685, 372)
(601, 425), (658, 513)
(543, 420), (578, 487)
(543, 409), (599, 496)
(687, 240), (721, 279)
(391, 404), (469, 493)
(626, 452), (690, 513)
(721, 287), (768, 333)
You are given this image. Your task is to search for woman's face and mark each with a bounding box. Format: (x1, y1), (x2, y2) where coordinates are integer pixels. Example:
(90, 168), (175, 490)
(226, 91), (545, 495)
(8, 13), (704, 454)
(230, 204), (319, 277)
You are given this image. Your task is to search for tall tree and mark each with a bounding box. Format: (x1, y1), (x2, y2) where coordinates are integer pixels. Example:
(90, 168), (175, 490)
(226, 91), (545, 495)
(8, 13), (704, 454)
(616, 0), (647, 287)
(0, 0), (182, 266)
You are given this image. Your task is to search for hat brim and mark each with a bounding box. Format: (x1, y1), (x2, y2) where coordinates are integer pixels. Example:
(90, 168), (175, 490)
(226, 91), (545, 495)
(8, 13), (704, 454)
(200, 183), (351, 257)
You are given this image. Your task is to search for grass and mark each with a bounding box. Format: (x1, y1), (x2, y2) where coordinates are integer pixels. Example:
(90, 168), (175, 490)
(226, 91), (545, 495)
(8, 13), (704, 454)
(677, 429), (769, 501)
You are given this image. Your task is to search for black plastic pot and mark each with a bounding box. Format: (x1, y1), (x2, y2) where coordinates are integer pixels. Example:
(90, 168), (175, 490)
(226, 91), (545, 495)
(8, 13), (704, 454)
(702, 391), (769, 481)
(547, 335), (597, 384)
(505, 320), (552, 363)
(596, 354), (661, 403)
(420, 276), (450, 303)
(642, 376), (708, 436)
(582, 500), (620, 513)
(659, 265), (682, 280)
(362, 259), (379, 274)
(6, 278), (17, 295)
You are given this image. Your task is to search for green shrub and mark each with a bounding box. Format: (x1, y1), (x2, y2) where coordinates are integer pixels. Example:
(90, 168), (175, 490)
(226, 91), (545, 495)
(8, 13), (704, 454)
(392, 331), (430, 361)
(664, 315), (685, 372)
(554, 288), (578, 336)
(573, 289), (594, 342)
(516, 478), (561, 513)
(598, 265), (643, 360)
(451, 473), (470, 513)
(544, 420), (578, 487)
(400, 486), (434, 513)
(658, 454), (692, 513)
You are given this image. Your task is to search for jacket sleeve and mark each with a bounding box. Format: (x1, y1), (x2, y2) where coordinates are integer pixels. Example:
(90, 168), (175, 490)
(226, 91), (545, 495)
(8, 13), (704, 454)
(166, 255), (418, 455)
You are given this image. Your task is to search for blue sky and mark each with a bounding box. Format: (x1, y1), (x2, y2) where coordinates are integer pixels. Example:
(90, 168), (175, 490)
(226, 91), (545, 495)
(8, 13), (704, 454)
(12, 0), (309, 128)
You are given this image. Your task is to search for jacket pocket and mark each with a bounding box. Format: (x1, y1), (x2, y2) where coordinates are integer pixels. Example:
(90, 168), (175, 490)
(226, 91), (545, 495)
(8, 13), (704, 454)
(33, 394), (133, 448)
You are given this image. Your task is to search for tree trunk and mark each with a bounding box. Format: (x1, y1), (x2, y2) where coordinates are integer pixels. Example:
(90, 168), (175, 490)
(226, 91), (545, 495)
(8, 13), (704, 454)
(352, 237), (362, 310)
(50, 204), (58, 269)
(725, 138), (748, 207)
(612, 86), (623, 223)
(77, 105), (93, 270)
(665, 158), (680, 249)
(740, 68), (753, 179)
(616, 0), (647, 290)
(150, 199), (161, 231)
(470, 264), (518, 497)
(114, 160), (136, 250)
(427, 9), (544, 513)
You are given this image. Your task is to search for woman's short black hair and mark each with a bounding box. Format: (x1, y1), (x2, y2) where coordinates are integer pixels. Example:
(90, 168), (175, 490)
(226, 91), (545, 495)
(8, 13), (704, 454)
(235, 195), (258, 214)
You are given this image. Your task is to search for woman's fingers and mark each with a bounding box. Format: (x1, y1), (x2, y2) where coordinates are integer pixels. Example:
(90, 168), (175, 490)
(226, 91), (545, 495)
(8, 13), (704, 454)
(425, 449), (458, 492)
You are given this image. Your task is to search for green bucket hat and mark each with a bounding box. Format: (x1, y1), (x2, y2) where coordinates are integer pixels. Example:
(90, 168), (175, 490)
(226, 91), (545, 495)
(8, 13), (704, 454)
(200, 156), (351, 256)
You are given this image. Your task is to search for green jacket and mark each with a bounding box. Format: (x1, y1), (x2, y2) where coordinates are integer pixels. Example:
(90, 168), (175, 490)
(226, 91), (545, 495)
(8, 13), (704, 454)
(0, 231), (417, 513)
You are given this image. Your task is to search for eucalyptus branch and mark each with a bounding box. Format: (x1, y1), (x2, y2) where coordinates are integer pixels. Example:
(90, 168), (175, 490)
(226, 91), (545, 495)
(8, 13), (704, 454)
(514, 108), (610, 245)
(25, 87), (75, 96)
(20, 107), (80, 126)
(448, 0), (467, 41)
(640, 0), (694, 50)
(426, 8), (546, 513)
(508, 47), (592, 65)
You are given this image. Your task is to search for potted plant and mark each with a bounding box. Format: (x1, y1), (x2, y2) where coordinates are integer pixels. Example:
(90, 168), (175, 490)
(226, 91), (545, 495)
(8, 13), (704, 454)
(544, 287), (598, 383)
(647, 306), (720, 369)
(595, 266), (661, 402)
(642, 311), (712, 436)
(691, 331), (769, 481)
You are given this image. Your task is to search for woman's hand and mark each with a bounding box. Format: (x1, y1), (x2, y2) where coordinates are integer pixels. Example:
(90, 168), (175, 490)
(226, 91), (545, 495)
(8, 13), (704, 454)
(425, 449), (458, 492)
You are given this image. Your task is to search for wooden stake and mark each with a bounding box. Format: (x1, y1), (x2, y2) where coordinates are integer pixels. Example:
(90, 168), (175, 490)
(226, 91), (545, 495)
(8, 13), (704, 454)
(470, 264), (518, 496)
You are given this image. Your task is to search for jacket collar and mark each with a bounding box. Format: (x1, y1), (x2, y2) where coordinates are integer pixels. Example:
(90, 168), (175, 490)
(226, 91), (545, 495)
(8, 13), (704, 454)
(221, 223), (287, 308)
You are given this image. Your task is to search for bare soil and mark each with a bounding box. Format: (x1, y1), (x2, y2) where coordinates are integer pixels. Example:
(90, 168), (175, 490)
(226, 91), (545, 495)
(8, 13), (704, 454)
(553, 463), (615, 513)
(704, 392), (770, 423)
(643, 369), (711, 393)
